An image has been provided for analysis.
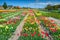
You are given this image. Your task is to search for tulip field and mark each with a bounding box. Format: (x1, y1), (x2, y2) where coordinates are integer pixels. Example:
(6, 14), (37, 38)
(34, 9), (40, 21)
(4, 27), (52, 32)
(0, 11), (27, 40)
(34, 10), (60, 40)
(0, 9), (60, 40)
(18, 14), (46, 40)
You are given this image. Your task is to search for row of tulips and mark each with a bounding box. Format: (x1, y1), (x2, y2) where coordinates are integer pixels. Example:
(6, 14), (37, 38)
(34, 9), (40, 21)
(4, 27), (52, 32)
(33, 11), (60, 40)
(18, 15), (47, 40)
(0, 12), (22, 24)
(39, 16), (60, 40)
(0, 12), (27, 40)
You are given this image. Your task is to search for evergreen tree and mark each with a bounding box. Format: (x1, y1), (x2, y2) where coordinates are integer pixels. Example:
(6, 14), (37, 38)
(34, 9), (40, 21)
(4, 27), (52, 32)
(3, 2), (7, 9)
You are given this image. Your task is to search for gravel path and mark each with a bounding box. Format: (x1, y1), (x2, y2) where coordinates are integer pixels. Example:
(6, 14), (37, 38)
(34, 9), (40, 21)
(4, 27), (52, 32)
(9, 14), (29, 40)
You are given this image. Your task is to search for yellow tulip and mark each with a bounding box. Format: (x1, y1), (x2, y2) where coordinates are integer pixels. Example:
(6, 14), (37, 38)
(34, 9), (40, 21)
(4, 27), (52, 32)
(45, 17), (48, 20)
(0, 25), (4, 27)
(31, 22), (34, 24)
(5, 26), (9, 29)
(25, 28), (28, 31)
(33, 28), (35, 31)
(59, 34), (60, 36)
(36, 13), (42, 16)
(28, 17), (31, 19)
(26, 27), (28, 29)
(46, 24), (48, 27)
(57, 27), (60, 30)
(26, 29), (28, 31)
(36, 28), (38, 30)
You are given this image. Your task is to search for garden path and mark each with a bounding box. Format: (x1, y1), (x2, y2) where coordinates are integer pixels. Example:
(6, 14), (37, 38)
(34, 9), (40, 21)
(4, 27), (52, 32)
(9, 14), (29, 40)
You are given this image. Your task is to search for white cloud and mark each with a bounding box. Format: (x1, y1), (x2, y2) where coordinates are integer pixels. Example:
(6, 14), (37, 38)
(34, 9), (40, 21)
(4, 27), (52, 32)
(28, 2), (60, 6)
(23, 2), (60, 8)
(27, 2), (51, 8)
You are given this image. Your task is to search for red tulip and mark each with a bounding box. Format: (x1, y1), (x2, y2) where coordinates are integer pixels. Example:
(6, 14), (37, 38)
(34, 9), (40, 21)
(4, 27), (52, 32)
(52, 29), (57, 32)
(45, 32), (49, 37)
(38, 34), (40, 36)
(34, 32), (36, 34)
(41, 31), (45, 34)
(50, 28), (57, 32)
(52, 23), (57, 26)
(31, 34), (34, 37)
(23, 33), (28, 37)
(50, 20), (55, 23)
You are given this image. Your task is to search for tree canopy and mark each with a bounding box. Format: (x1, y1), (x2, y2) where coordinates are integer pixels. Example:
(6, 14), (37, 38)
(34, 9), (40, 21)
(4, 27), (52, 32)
(45, 4), (60, 10)
(3, 2), (7, 9)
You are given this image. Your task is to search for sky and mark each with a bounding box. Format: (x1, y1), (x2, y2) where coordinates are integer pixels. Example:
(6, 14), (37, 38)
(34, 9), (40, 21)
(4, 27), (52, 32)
(0, 0), (60, 8)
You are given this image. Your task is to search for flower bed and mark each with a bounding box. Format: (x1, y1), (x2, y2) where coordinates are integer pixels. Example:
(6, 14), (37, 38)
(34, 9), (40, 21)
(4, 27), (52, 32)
(34, 11), (60, 40)
(0, 12), (27, 40)
(18, 15), (46, 40)
(39, 16), (60, 40)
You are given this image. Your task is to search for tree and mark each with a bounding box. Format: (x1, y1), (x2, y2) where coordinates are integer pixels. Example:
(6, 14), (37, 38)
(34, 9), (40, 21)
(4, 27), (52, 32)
(3, 2), (7, 9)
(45, 4), (60, 10)
(45, 4), (53, 10)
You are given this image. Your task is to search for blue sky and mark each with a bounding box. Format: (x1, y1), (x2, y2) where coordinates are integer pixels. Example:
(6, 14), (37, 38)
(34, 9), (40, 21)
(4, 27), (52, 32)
(0, 0), (60, 8)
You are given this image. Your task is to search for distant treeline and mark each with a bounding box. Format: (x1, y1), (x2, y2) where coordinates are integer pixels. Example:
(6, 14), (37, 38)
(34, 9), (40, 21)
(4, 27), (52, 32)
(45, 4), (60, 10)
(1, 2), (20, 9)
